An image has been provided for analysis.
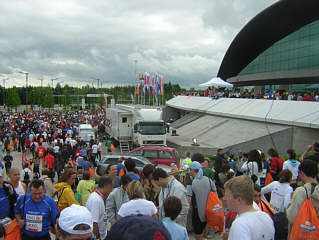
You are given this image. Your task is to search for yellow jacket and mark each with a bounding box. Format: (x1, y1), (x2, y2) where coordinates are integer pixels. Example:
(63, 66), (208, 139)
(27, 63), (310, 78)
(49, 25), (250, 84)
(54, 182), (79, 210)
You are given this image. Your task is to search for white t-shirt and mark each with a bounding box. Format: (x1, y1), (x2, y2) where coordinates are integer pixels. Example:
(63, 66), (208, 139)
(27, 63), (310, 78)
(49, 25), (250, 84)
(261, 181), (293, 213)
(283, 160), (300, 180)
(91, 144), (99, 154)
(241, 162), (265, 185)
(86, 192), (107, 239)
(118, 199), (157, 218)
(229, 210), (275, 240)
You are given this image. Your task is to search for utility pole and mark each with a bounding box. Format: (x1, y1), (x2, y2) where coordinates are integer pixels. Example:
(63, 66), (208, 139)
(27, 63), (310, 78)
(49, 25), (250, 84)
(51, 78), (59, 88)
(39, 78), (44, 87)
(91, 77), (100, 89)
(2, 78), (8, 106)
(19, 71), (29, 105)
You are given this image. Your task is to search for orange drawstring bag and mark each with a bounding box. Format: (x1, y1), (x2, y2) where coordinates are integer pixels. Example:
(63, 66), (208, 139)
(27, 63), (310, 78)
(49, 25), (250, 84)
(265, 172), (274, 186)
(5, 219), (21, 240)
(290, 186), (319, 240)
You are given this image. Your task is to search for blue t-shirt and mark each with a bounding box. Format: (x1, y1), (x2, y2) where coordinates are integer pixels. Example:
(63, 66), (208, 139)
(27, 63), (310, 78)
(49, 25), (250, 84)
(162, 217), (189, 240)
(81, 149), (87, 156)
(77, 156), (84, 168)
(128, 173), (140, 181)
(0, 188), (9, 218)
(82, 161), (92, 171)
(15, 194), (58, 237)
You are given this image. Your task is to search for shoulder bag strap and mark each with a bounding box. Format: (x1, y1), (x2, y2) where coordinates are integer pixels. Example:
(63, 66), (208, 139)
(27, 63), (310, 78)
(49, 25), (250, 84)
(22, 194), (27, 216)
(208, 178), (213, 192)
(261, 200), (274, 216)
(57, 187), (66, 204)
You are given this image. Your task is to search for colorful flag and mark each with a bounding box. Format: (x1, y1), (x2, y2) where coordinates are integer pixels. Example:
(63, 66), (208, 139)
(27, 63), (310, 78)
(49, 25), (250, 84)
(138, 72), (141, 80)
(103, 93), (108, 109)
(160, 76), (164, 96)
(136, 85), (140, 95)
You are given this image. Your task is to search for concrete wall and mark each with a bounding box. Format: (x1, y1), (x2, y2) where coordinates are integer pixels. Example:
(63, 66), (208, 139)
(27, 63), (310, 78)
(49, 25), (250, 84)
(162, 106), (182, 122)
(167, 127), (293, 157)
(292, 126), (319, 153)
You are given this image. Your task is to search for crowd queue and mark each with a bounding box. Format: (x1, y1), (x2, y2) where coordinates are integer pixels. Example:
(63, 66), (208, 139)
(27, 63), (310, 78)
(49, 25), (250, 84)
(0, 110), (318, 240)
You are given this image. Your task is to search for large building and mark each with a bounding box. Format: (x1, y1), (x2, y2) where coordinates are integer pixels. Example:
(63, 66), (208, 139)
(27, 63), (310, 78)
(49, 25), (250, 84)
(218, 0), (319, 92)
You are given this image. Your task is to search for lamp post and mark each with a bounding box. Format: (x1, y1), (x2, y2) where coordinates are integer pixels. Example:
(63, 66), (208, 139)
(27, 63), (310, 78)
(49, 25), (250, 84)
(19, 71), (29, 105)
(2, 78), (8, 106)
(51, 78), (59, 88)
(91, 77), (100, 89)
(39, 78), (44, 87)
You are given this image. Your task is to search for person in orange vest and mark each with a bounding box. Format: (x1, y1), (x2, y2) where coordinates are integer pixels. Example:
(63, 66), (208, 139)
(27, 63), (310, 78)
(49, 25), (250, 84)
(253, 183), (274, 217)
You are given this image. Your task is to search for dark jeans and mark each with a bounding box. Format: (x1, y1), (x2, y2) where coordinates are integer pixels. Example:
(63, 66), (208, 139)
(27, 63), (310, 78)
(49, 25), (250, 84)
(21, 233), (51, 240)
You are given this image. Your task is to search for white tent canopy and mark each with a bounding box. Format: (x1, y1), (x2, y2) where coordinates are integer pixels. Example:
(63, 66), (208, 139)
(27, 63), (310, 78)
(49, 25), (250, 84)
(199, 77), (233, 88)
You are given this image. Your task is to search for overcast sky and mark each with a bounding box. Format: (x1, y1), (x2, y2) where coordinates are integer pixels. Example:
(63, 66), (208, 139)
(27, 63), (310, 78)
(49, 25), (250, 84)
(0, 0), (277, 88)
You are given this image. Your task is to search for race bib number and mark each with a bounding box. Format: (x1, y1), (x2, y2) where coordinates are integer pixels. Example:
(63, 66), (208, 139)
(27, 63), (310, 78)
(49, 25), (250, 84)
(25, 214), (43, 232)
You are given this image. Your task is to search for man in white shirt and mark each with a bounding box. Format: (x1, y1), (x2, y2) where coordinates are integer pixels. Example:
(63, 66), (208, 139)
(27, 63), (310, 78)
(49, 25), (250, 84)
(86, 175), (114, 240)
(222, 175), (275, 240)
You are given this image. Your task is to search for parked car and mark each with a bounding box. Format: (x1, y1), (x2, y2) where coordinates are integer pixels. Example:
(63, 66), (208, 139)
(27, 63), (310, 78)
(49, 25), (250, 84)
(128, 146), (181, 169)
(96, 155), (170, 176)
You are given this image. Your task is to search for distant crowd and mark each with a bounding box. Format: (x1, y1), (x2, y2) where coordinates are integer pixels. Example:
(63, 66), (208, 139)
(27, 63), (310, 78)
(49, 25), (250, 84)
(179, 88), (319, 101)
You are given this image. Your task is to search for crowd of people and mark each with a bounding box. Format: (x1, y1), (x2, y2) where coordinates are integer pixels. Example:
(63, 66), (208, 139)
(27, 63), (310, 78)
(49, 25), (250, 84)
(179, 88), (319, 102)
(0, 109), (318, 239)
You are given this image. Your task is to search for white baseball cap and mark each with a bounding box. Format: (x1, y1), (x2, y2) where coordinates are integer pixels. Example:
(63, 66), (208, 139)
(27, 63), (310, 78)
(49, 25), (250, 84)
(58, 204), (93, 235)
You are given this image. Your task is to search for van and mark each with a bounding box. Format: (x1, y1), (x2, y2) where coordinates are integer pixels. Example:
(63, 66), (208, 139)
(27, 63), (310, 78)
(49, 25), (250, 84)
(78, 124), (95, 142)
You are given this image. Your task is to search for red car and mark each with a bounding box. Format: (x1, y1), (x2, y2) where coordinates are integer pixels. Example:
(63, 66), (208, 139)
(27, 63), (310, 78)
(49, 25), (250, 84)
(129, 146), (181, 169)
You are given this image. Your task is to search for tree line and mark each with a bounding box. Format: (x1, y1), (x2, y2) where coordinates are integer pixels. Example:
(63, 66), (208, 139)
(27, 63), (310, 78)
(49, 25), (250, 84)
(1, 82), (183, 109)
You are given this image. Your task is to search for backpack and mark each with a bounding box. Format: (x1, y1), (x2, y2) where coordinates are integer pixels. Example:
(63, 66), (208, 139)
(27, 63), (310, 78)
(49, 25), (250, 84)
(23, 169), (30, 183)
(260, 199), (288, 240)
(290, 184), (319, 240)
(206, 179), (225, 232)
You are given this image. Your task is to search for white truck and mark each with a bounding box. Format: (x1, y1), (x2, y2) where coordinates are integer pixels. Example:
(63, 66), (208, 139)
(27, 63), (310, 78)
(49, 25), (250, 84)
(105, 104), (166, 146)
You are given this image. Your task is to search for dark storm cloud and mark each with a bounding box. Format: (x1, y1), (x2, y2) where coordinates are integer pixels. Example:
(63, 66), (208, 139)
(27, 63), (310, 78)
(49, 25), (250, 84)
(0, 0), (277, 88)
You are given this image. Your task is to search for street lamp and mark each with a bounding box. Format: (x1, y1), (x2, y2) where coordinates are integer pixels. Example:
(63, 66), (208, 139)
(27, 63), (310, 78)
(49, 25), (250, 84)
(39, 78), (44, 87)
(1, 78), (8, 106)
(51, 78), (59, 88)
(18, 71), (29, 105)
(91, 77), (100, 89)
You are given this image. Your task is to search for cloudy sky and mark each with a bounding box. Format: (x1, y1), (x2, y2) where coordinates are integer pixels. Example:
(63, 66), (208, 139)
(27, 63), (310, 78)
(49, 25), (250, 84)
(0, 0), (277, 88)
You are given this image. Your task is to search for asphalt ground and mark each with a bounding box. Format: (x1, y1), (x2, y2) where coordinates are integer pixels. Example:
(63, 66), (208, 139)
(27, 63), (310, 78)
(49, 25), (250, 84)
(4, 143), (222, 240)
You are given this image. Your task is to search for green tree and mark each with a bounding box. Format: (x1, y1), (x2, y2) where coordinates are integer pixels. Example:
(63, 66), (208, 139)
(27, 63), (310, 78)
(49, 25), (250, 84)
(6, 87), (21, 108)
(41, 87), (54, 108)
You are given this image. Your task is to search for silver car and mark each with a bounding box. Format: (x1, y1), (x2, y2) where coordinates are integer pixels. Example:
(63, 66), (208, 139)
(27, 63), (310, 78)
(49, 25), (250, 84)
(96, 155), (171, 176)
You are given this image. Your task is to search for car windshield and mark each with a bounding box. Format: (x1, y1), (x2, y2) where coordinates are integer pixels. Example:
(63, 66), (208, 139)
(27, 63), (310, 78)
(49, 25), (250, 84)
(138, 122), (165, 135)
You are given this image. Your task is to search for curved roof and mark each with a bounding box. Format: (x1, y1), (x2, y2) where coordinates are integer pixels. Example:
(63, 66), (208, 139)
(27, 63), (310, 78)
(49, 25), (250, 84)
(217, 0), (319, 81)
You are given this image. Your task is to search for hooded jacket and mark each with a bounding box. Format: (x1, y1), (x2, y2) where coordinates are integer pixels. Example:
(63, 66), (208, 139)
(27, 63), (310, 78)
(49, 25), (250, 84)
(76, 179), (95, 206)
(54, 182), (79, 210)
(105, 187), (129, 224)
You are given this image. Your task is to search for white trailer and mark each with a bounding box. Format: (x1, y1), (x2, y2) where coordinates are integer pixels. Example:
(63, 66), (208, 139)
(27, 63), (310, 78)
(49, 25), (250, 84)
(105, 104), (166, 147)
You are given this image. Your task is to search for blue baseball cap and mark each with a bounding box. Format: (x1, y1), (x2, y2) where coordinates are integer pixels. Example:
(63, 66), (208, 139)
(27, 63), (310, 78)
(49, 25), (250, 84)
(108, 215), (171, 240)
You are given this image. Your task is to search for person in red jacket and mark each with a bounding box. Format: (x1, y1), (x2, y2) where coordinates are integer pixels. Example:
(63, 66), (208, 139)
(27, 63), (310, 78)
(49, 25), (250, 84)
(267, 148), (283, 181)
(36, 142), (47, 165)
(43, 149), (55, 180)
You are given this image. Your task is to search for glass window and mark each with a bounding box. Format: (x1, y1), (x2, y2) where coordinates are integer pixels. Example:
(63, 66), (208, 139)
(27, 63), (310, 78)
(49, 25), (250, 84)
(158, 151), (172, 159)
(130, 150), (143, 156)
(135, 159), (145, 167)
(122, 117), (127, 123)
(144, 150), (158, 158)
(103, 157), (119, 164)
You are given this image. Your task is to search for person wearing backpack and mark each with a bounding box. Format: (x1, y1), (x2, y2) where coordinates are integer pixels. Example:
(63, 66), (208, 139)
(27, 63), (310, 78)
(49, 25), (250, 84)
(286, 159), (319, 237)
(187, 161), (217, 240)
